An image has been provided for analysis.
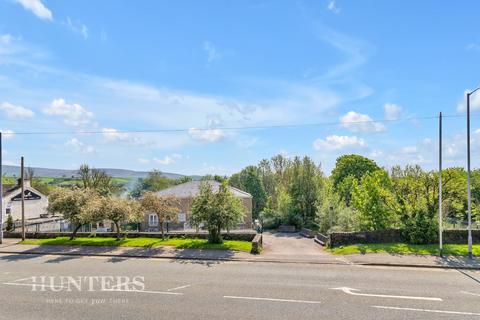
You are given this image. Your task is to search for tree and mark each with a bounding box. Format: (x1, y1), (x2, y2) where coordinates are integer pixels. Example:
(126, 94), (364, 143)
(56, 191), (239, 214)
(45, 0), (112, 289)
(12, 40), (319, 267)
(190, 181), (245, 243)
(6, 214), (13, 231)
(351, 170), (396, 231)
(229, 166), (267, 219)
(130, 170), (174, 198)
(88, 197), (143, 239)
(77, 164), (120, 196)
(47, 188), (102, 239)
(331, 155), (380, 206)
(140, 192), (179, 238)
(287, 156), (322, 227)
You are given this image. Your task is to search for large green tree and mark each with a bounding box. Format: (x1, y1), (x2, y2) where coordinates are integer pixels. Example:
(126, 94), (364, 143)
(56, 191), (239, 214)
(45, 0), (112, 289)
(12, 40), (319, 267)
(229, 166), (267, 219)
(331, 155), (380, 206)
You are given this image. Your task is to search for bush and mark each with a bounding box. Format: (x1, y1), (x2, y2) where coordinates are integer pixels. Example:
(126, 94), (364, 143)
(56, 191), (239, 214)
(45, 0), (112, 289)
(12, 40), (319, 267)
(401, 209), (438, 244)
(6, 215), (13, 232)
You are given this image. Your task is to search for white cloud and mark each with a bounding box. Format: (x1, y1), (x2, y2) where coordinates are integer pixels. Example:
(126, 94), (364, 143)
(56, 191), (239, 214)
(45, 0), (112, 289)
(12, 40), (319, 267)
(188, 128), (226, 142)
(0, 129), (15, 139)
(401, 146), (418, 154)
(457, 90), (480, 112)
(466, 43), (480, 51)
(327, 1), (340, 13)
(313, 135), (366, 151)
(43, 98), (94, 126)
(384, 103), (401, 120)
(203, 41), (221, 63)
(65, 138), (95, 154)
(0, 35), (13, 45)
(340, 111), (385, 133)
(0, 102), (35, 118)
(14, 0), (52, 21)
(64, 17), (88, 39)
(153, 154), (182, 165)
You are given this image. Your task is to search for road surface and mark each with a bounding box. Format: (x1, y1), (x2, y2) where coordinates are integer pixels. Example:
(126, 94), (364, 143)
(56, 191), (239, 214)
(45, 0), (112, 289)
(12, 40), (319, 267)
(0, 252), (479, 319)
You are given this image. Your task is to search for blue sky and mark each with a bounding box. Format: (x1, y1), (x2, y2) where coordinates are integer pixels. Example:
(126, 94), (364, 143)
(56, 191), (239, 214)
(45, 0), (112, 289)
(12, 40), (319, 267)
(1, 0), (480, 176)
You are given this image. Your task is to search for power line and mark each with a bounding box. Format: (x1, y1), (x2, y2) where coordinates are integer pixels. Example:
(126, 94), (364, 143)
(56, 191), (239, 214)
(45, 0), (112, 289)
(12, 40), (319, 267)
(0, 112), (476, 136)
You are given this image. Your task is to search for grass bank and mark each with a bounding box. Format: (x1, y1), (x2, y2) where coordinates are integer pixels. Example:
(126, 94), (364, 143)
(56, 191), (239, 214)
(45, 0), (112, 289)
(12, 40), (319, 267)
(21, 237), (252, 252)
(328, 243), (480, 256)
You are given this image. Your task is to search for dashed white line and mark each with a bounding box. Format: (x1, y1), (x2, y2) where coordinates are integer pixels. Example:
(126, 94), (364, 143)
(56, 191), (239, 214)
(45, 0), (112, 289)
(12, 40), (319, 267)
(373, 305), (480, 316)
(223, 295), (321, 304)
(461, 290), (480, 297)
(167, 284), (191, 292)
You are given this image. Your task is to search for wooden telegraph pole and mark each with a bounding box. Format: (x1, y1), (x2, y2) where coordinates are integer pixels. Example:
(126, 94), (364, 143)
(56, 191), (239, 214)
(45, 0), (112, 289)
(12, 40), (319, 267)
(21, 156), (25, 241)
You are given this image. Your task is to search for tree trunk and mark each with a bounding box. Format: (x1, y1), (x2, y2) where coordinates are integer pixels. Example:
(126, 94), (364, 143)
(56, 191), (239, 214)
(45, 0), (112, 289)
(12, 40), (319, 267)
(160, 221), (165, 239)
(114, 221), (121, 240)
(70, 224), (82, 240)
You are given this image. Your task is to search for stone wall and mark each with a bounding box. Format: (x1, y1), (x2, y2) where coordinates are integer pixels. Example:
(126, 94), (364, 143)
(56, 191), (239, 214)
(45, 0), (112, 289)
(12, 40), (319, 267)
(328, 229), (480, 247)
(4, 231), (257, 241)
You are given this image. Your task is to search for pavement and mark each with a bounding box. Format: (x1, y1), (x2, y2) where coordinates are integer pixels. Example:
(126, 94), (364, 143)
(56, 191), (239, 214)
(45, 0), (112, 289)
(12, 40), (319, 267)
(0, 253), (480, 319)
(1, 234), (480, 269)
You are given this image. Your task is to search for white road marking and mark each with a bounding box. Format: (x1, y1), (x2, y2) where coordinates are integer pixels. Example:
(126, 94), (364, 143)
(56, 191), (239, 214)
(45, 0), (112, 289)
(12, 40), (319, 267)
(3, 282), (66, 290)
(223, 295), (321, 304)
(331, 287), (442, 301)
(461, 291), (480, 297)
(102, 288), (183, 295)
(373, 305), (480, 316)
(167, 284), (191, 292)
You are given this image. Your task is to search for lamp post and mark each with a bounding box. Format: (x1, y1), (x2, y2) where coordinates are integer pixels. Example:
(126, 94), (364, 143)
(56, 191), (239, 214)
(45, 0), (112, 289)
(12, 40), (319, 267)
(467, 87), (480, 259)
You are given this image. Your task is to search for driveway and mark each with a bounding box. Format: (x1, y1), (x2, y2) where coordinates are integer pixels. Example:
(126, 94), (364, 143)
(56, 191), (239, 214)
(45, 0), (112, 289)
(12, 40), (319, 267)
(261, 232), (340, 263)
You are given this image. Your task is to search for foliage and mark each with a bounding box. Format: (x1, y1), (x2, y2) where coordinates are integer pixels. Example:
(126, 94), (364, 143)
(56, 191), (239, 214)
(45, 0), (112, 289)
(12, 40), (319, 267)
(331, 155), (380, 205)
(6, 214), (13, 231)
(130, 170), (175, 198)
(140, 192), (180, 238)
(47, 188), (102, 239)
(78, 164), (122, 196)
(351, 170), (396, 231)
(229, 166), (267, 219)
(190, 181), (245, 243)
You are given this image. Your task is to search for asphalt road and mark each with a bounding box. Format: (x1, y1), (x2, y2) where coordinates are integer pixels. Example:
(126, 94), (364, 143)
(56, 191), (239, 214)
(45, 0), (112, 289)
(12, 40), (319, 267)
(0, 253), (480, 320)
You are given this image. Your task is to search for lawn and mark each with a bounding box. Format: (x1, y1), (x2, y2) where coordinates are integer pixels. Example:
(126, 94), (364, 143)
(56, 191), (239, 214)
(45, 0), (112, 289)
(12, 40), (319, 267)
(21, 237), (252, 252)
(328, 243), (480, 256)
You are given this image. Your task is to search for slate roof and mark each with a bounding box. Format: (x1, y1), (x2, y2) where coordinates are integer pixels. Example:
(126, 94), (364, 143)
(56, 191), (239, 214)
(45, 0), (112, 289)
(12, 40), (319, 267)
(154, 180), (252, 199)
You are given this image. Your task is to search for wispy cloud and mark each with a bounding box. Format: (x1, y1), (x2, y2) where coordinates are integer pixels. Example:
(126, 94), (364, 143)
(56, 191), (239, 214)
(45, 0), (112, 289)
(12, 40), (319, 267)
(0, 102), (35, 118)
(65, 138), (95, 154)
(153, 154), (182, 165)
(384, 103), (402, 120)
(327, 1), (340, 14)
(14, 0), (52, 21)
(63, 17), (89, 39)
(203, 41), (221, 64)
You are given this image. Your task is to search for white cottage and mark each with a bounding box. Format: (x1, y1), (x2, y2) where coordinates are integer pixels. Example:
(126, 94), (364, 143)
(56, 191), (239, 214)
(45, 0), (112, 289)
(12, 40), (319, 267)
(1, 179), (49, 221)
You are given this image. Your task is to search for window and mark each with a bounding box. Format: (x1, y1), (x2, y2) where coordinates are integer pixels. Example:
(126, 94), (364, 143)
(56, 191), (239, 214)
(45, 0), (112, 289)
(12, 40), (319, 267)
(148, 214), (158, 227)
(6, 208), (11, 215)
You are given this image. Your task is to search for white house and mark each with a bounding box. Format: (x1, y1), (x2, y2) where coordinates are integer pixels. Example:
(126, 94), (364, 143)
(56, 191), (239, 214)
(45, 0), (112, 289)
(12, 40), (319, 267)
(1, 179), (49, 222)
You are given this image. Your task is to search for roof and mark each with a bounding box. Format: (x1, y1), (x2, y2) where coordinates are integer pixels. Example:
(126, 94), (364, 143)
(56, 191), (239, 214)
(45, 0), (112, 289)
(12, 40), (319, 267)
(154, 180), (252, 199)
(2, 180), (46, 199)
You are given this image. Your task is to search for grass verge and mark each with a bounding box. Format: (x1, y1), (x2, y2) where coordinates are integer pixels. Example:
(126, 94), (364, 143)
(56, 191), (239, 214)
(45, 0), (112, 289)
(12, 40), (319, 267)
(328, 243), (480, 256)
(21, 237), (252, 252)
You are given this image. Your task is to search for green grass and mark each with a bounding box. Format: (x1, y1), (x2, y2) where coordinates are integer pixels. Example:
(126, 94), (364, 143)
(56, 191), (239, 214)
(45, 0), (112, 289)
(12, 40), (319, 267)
(21, 237), (252, 252)
(328, 243), (480, 256)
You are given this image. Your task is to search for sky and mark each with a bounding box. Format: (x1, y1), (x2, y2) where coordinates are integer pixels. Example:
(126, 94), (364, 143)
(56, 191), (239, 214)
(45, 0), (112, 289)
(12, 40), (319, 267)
(1, 0), (480, 176)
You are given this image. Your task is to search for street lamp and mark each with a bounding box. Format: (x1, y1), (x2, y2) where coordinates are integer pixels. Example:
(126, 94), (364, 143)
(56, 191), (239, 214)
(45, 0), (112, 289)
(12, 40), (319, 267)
(467, 87), (480, 259)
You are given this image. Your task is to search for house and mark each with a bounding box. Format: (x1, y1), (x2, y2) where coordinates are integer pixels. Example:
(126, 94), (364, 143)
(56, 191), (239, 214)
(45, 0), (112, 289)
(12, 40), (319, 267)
(1, 179), (49, 222)
(141, 180), (253, 231)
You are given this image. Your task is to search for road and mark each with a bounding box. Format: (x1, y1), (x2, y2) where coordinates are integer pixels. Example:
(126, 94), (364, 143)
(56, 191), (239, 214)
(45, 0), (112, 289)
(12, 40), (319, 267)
(0, 253), (479, 319)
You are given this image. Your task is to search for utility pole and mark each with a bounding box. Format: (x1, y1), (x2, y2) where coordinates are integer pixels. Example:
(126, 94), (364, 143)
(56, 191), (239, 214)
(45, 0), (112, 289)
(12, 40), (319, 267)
(466, 88), (480, 259)
(0, 132), (3, 244)
(438, 112), (443, 257)
(21, 156), (25, 241)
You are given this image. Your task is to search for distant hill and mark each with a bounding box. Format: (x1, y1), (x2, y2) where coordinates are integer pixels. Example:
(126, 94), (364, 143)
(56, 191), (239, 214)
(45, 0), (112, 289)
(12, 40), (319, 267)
(2, 165), (196, 180)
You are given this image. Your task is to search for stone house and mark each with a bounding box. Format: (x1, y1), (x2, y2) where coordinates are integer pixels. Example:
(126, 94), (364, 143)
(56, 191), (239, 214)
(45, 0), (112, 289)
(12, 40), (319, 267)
(140, 180), (253, 232)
